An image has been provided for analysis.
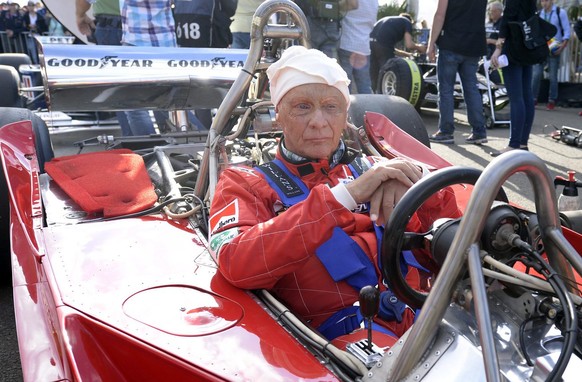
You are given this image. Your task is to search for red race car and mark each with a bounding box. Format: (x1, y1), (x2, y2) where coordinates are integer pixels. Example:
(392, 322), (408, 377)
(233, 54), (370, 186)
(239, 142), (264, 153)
(1, 1), (582, 381)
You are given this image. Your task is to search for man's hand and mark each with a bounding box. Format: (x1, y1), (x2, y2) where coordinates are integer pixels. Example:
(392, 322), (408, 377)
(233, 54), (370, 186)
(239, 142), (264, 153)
(368, 179), (410, 225)
(76, 13), (95, 36)
(345, 159), (422, 225)
(349, 52), (367, 69)
(426, 43), (437, 63)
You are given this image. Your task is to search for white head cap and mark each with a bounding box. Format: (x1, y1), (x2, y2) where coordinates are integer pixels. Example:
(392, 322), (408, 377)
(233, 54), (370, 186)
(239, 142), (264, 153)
(266, 46), (351, 107)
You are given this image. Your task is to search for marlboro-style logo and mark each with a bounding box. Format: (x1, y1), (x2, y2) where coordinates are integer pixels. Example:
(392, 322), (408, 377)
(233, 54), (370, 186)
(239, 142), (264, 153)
(209, 199), (239, 234)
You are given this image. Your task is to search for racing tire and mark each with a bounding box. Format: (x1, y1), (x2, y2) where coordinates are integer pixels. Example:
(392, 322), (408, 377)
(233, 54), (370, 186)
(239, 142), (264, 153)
(0, 53), (32, 76)
(0, 65), (22, 108)
(348, 94), (431, 148)
(0, 108), (54, 285)
(378, 57), (424, 109)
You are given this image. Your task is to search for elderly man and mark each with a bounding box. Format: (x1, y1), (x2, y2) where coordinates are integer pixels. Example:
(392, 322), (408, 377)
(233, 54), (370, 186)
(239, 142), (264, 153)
(209, 46), (460, 344)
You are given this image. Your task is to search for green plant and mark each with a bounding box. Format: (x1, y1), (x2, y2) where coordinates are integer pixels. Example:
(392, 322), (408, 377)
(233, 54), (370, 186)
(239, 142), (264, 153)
(377, 0), (411, 20)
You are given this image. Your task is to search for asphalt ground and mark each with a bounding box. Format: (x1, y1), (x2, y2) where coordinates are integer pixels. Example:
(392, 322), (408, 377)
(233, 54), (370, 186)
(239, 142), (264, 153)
(420, 103), (582, 212)
(1, 102), (581, 382)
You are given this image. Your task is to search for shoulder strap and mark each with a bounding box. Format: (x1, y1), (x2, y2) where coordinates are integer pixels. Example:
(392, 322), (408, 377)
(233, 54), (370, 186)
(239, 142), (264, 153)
(256, 156), (369, 206)
(556, 7), (563, 36)
(255, 159), (309, 207)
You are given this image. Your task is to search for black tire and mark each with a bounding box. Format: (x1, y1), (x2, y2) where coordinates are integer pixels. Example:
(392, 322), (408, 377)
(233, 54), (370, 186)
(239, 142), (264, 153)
(0, 66), (22, 108)
(378, 57), (424, 109)
(0, 108), (54, 285)
(0, 53), (32, 78)
(348, 94), (431, 148)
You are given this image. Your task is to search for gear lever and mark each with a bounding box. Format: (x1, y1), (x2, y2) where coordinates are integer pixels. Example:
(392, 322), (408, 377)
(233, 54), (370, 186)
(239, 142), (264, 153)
(359, 285), (380, 350)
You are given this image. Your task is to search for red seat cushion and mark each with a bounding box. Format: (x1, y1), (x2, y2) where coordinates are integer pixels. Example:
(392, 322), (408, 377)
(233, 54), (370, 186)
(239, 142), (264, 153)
(45, 149), (157, 218)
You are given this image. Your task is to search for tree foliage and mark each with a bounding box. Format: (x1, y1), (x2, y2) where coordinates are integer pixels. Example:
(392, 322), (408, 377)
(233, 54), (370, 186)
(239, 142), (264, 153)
(377, 0), (410, 20)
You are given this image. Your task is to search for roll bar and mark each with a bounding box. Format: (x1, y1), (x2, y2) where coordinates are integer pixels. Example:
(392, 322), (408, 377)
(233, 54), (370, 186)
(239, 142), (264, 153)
(194, 0), (310, 200)
(388, 150), (581, 381)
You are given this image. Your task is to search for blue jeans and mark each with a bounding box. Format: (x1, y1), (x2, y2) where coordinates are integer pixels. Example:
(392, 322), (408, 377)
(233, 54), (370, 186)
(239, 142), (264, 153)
(96, 22), (156, 136)
(532, 54), (560, 102)
(437, 49), (486, 137)
(231, 32), (251, 49)
(307, 17), (340, 58)
(338, 49), (373, 94)
(501, 63), (535, 148)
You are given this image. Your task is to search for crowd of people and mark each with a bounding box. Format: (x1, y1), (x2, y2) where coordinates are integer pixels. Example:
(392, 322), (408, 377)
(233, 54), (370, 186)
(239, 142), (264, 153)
(3, 0), (582, 151)
(0, 1), (68, 46)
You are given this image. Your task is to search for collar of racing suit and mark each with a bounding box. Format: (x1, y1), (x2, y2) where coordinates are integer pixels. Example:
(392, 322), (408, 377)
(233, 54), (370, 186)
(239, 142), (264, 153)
(277, 138), (360, 178)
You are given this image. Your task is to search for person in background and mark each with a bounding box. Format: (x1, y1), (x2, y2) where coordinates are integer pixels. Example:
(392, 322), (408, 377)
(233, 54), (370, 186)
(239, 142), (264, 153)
(120, 0), (176, 47)
(173, 0), (237, 49)
(23, 0), (47, 62)
(484, 1), (503, 84)
(209, 45), (461, 345)
(485, 1), (503, 59)
(172, 0), (237, 130)
(34, 1), (45, 17)
(369, 13), (426, 93)
(76, 0), (157, 136)
(531, 0), (570, 111)
(427, 0), (488, 146)
(337, 0), (377, 94)
(293, 0), (358, 59)
(231, 0), (263, 49)
(120, 0), (188, 133)
(46, 11), (67, 36)
(23, 0), (47, 35)
(489, 0), (537, 155)
(0, 1), (25, 53)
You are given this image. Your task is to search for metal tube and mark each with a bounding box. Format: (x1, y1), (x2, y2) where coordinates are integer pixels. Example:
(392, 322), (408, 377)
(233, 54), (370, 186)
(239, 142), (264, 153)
(197, 0), (310, 200)
(173, 110), (189, 132)
(389, 150), (574, 381)
(546, 228), (582, 284)
(467, 245), (501, 382)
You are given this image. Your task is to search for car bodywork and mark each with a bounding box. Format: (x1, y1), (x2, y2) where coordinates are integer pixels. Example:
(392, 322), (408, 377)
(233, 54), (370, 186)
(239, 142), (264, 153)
(1, 1), (582, 381)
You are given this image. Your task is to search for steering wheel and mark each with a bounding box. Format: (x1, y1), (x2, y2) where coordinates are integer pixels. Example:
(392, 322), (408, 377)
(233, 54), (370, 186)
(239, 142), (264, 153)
(381, 166), (508, 309)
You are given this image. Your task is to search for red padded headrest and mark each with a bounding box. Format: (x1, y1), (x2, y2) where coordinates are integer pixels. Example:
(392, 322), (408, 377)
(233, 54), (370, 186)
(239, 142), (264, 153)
(45, 149), (157, 218)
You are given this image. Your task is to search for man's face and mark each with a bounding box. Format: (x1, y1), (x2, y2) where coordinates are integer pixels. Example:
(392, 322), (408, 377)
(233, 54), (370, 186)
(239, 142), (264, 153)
(540, 0), (553, 11)
(488, 7), (502, 21)
(276, 83), (348, 160)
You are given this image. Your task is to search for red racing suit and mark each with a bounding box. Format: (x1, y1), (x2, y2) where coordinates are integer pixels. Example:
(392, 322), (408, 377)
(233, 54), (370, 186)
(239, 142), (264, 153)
(209, 145), (461, 337)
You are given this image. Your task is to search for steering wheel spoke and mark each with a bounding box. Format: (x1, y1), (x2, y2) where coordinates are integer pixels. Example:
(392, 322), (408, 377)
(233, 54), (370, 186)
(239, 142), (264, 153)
(401, 231), (428, 250)
(382, 167), (508, 309)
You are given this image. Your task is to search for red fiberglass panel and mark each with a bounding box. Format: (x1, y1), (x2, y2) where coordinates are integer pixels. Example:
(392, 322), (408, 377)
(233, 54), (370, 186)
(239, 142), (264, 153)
(364, 111), (452, 170)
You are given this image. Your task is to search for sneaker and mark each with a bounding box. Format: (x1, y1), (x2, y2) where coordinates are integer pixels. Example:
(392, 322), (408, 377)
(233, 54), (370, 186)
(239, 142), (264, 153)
(546, 101), (555, 110)
(490, 146), (519, 157)
(429, 131), (454, 144)
(465, 134), (488, 145)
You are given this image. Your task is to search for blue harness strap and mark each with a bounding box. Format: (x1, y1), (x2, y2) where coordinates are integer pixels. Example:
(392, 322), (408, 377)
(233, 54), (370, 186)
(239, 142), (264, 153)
(318, 305), (397, 340)
(255, 158), (377, 291)
(254, 158), (417, 340)
(255, 159), (310, 207)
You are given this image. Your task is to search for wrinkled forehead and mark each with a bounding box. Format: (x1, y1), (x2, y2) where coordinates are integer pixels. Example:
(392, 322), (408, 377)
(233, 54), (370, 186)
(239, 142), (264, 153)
(279, 83), (347, 106)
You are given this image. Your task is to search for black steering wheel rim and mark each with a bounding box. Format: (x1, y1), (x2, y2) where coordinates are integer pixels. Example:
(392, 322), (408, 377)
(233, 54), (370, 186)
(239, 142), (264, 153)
(381, 166), (508, 309)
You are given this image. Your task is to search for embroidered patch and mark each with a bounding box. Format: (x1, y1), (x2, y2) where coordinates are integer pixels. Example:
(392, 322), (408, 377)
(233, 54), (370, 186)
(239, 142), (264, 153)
(209, 227), (239, 254)
(337, 175), (355, 185)
(209, 199), (239, 234)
